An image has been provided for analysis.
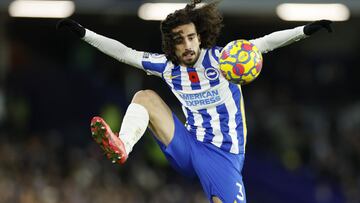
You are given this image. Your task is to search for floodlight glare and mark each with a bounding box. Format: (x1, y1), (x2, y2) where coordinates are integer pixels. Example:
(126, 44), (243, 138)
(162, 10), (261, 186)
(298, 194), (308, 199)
(9, 0), (75, 18)
(276, 3), (350, 21)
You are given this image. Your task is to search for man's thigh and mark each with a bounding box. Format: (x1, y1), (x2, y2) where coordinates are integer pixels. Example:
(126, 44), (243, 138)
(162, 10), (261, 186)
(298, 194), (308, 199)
(193, 143), (246, 203)
(153, 113), (197, 178)
(132, 90), (175, 146)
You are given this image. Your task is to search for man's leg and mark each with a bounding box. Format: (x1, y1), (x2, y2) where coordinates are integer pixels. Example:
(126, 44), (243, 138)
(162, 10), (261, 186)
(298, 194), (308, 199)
(191, 139), (246, 203)
(91, 89), (175, 164)
(130, 89), (174, 146)
(212, 196), (222, 203)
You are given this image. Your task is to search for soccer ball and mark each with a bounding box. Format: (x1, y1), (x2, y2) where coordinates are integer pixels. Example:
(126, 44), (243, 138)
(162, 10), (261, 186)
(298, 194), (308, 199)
(219, 40), (263, 85)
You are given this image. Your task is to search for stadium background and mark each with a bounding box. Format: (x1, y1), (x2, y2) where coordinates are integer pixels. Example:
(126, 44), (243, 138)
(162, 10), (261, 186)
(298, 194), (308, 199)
(0, 0), (359, 202)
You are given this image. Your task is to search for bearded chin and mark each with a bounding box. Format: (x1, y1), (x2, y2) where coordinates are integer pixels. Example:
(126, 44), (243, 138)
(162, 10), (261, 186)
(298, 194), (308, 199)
(184, 59), (196, 66)
(183, 52), (200, 66)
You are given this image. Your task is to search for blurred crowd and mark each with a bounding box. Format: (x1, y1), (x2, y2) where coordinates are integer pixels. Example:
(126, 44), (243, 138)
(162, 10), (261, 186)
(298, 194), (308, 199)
(0, 131), (208, 203)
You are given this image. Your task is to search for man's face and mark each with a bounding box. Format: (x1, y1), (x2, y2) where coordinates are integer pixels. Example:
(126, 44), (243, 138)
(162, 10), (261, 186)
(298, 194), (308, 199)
(172, 23), (201, 66)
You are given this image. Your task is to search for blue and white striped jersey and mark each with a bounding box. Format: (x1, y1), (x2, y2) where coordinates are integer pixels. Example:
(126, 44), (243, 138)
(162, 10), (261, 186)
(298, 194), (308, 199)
(142, 47), (247, 154)
(83, 25), (306, 154)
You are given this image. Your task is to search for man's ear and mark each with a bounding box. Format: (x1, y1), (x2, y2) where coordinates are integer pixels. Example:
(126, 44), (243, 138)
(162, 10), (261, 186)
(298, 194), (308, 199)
(198, 34), (201, 45)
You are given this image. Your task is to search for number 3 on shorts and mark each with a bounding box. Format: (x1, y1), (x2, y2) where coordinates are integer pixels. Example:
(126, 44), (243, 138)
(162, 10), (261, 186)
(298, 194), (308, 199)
(234, 182), (245, 202)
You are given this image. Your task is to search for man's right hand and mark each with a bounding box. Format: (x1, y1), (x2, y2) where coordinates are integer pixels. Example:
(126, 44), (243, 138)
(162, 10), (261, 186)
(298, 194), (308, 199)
(56, 19), (86, 38)
(303, 20), (333, 36)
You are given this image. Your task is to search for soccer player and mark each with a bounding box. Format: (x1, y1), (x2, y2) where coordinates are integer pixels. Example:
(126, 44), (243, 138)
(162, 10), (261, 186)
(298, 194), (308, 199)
(57, 0), (332, 202)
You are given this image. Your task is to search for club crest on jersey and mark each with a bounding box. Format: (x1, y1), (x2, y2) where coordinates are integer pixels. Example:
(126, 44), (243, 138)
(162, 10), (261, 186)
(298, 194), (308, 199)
(204, 67), (220, 81)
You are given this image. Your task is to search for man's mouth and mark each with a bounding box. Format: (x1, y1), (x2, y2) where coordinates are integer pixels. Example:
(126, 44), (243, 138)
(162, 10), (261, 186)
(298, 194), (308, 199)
(183, 50), (195, 59)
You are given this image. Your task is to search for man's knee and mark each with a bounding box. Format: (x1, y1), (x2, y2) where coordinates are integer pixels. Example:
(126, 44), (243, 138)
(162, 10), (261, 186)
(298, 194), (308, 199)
(132, 89), (160, 107)
(212, 196), (223, 203)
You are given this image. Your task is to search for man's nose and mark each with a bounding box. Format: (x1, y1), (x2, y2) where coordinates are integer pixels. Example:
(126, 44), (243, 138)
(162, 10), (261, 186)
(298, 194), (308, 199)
(184, 39), (191, 48)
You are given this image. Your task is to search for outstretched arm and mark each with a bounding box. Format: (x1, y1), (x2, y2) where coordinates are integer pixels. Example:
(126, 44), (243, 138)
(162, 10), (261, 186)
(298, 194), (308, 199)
(57, 19), (144, 69)
(250, 20), (332, 53)
(83, 29), (144, 68)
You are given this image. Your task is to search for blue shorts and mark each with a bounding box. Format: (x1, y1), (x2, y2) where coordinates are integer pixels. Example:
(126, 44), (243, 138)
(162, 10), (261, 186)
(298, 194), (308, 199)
(155, 113), (246, 203)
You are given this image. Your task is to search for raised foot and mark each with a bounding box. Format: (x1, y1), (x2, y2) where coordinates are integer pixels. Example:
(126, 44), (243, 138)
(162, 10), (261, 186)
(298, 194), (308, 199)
(90, 116), (128, 164)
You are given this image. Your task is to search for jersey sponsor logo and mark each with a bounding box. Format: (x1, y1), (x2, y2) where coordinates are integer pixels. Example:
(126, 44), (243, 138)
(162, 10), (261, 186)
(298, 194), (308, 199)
(143, 52), (163, 59)
(204, 67), (220, 81)
(169, 74), (181, 80)
(179, 89), (221, 107)
(151, 53), (163, 58)
(143, 52), (150, 59)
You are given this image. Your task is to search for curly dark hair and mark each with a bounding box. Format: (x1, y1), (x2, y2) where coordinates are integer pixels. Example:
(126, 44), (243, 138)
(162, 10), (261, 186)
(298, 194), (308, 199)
(160, 0), (223, 64)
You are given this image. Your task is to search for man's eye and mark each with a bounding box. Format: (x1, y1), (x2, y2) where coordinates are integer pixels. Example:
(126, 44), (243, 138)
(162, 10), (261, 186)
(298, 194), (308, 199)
(174, 38), (183, 44)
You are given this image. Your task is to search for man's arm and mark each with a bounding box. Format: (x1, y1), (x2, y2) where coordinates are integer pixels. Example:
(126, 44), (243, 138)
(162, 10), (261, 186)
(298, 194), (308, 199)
(250, 20), (332, 53)
(83, 29), (144, 68)
(57, 19), (144, 69)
